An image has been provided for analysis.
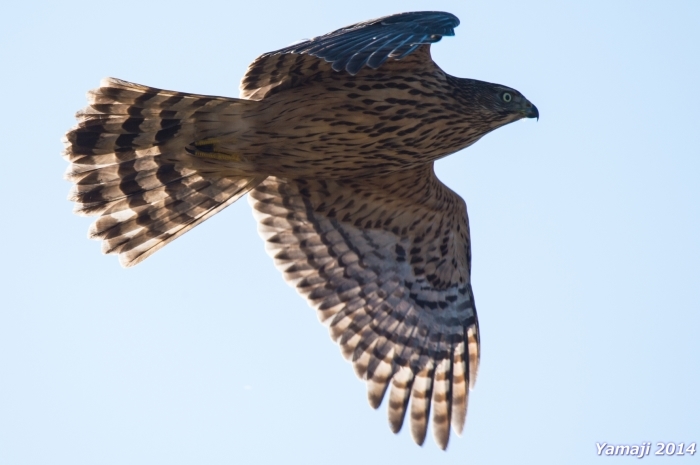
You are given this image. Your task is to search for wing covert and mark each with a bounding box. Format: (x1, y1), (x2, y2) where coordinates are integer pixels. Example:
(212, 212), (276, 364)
(266, 11), (459, 75)
(248, 163), (480, 449)
(240, 11), (458, 99)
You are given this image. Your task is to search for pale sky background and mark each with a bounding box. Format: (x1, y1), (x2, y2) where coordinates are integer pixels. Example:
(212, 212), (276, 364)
(1, 1), (698, 464)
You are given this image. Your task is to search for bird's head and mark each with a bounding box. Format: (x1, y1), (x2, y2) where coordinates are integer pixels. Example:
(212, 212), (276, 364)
(453, 78), (538, 131)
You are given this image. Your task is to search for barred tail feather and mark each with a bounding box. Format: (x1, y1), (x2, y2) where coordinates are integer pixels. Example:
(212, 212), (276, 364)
(64, 78), (264, 267)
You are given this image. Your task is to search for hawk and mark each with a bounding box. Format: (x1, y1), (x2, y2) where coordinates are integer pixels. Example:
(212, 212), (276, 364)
(63, 11), (538, 449)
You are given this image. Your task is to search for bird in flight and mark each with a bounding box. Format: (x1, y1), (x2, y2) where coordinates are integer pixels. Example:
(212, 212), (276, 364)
(63, 11), (538, 449)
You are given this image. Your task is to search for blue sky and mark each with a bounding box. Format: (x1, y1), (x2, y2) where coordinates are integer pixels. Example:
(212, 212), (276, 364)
(0, 1), (698, 463)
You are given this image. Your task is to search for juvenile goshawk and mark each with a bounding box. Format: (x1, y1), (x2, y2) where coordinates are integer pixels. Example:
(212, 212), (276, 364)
(63, 11), (538, 449)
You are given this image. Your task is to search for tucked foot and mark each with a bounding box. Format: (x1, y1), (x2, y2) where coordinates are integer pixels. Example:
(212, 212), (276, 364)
(186, 138), (242, 162)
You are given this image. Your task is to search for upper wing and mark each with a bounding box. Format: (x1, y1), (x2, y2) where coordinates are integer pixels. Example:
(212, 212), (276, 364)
(248, 163), (479, 449)
(240, 11), (458, 99)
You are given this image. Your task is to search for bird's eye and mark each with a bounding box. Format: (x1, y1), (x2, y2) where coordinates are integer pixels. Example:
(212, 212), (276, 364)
(502, 92), (512, 103)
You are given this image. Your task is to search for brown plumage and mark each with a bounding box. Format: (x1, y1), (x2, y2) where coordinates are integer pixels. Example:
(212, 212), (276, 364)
(63, 11), (537, 449)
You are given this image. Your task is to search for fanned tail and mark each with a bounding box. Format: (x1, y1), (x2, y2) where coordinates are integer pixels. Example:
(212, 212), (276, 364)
(64, 78), (265, 266)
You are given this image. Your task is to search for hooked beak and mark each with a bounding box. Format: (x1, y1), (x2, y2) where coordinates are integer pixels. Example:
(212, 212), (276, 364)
(524, 100), (539, 121)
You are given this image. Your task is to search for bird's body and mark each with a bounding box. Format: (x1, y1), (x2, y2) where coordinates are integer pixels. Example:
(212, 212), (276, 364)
(235, 49), (493, 178)
(64, 11), (537, 449)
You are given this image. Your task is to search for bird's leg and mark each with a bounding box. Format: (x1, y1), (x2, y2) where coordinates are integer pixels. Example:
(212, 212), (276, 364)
(186, 138), (242, 162)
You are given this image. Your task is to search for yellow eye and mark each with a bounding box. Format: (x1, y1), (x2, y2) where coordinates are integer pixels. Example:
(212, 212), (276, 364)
(502, 92), (512, 103)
